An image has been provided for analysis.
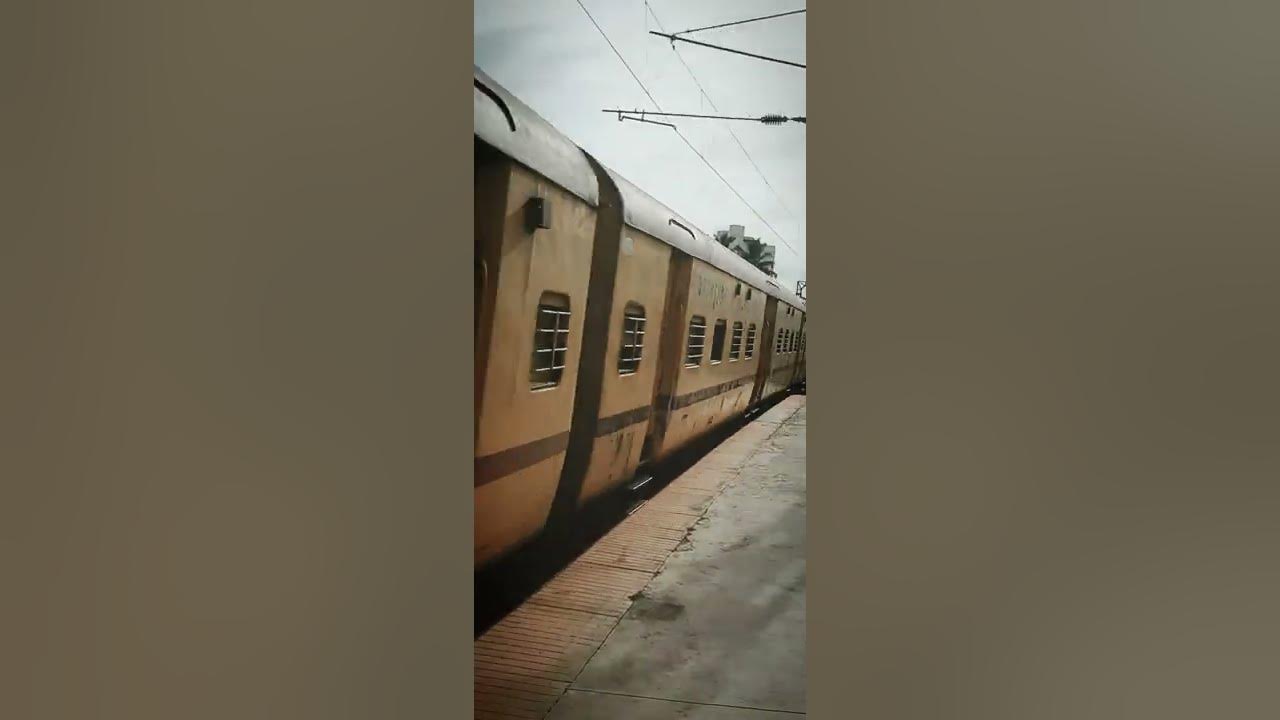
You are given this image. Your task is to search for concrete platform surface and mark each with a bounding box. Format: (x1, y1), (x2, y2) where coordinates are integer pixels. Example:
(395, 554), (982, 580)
(550, 400), (806, 719)
(475, 396), (806, 720)
(546, 690), (802, 719)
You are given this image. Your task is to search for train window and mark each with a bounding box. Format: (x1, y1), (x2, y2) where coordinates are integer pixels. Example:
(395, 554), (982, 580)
(747, 289), (753, 300)
(618, 303), (646, 375)
(745, 324), (757, 359)
(776, 328), (785, 354)
(735, 282), (742, 297)
(685, 316), (706, 367)
(530, 292), (570, 389)
(729, 322), (743, 360)
(710, 319), (727, 363)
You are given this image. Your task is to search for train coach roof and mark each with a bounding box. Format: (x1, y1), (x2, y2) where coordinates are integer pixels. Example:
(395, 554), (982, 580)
(473, 67), (803, 312)
(606, 167), (805, 310)
(474, 67), (599, 207)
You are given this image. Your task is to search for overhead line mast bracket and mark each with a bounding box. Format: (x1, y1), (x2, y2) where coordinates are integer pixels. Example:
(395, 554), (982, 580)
(604, 108), (805, 125)
(648, 31), (806, 69)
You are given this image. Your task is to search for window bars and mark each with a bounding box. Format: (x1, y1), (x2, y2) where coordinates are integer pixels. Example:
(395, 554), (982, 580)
(685, 316), (707, 367)
(531, 294), (570, 389)
(619, 304), (646, 375)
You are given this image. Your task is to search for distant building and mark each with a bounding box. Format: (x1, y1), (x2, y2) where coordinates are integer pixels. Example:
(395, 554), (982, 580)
(722, 224), (750, 254)
(714, 224), (776, 278)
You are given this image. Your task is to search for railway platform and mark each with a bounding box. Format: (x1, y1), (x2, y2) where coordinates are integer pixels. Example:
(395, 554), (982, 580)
(475, 395), (807, 719)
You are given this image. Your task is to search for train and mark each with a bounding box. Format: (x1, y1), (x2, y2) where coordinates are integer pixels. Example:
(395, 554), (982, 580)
(474, 67), (806, 569)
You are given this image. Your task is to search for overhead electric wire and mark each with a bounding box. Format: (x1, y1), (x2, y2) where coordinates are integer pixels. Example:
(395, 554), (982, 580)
(573, 0), (801, 261)
(673, 8), (806, 37)
(646, 3), (804, 259)
(573, 0), (663, 111)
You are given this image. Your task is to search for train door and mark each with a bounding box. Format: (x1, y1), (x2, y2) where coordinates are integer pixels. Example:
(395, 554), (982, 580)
(789, 314), (806, 387)
(794, 314), (807, 386)
(641, 251), (693, 464)
(570, 226), (674, 506)
(474, 140), (505, 446)
(750, 296), (779, 405)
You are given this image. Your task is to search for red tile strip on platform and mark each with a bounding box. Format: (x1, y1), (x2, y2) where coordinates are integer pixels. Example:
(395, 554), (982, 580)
(473, 396), (807, 720)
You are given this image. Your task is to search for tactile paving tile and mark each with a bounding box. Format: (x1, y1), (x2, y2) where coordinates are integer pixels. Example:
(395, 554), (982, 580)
(473, 604), (616, 720)
(641, 487), (718, 516)
(525, 561), (655, 617)
(474, 396), (807, 719)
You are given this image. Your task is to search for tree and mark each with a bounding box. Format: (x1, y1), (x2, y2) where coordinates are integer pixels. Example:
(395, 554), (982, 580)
(740, 236), (776, 277)
(715, 230), (776, 277)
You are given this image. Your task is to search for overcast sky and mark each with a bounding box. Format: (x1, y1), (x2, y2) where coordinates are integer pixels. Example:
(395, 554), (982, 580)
(475, 0), (807, 292)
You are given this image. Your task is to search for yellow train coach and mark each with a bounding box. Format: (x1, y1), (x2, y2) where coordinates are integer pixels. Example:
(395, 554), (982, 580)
(474, 68), (805, 569)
